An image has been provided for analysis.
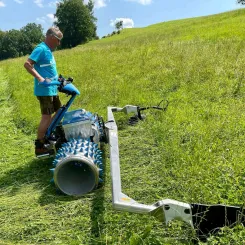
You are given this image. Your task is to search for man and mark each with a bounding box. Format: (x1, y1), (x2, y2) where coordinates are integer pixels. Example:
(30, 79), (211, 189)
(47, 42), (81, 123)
(24, 27), (63, 155)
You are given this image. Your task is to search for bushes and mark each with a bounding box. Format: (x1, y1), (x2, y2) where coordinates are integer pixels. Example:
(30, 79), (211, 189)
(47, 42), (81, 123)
(102, 30), (121, 39)
(0, 23), (44, 61)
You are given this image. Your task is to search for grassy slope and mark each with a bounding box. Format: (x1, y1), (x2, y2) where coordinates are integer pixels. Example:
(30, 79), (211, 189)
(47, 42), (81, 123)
(1, 8), (245, 244)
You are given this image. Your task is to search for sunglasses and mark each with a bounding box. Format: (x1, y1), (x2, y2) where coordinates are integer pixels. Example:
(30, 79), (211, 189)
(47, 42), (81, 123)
(52, 33), (62, 41)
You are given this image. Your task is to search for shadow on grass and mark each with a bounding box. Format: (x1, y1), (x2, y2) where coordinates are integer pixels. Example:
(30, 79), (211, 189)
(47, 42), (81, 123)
(0, 145), (108, 241)
(0, 157), (54, 197)
(0, 157), (78, 205)
(0, 157), (90, 204)
(89, 143), (107, 243)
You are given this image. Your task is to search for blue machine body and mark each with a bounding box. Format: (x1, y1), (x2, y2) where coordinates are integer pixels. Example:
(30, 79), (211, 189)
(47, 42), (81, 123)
(45, 82), (80, 139)
(41, 77), (105, 197)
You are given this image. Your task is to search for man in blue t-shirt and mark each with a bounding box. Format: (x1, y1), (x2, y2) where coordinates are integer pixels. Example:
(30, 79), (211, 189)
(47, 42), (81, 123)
(24, 27), (63, 155)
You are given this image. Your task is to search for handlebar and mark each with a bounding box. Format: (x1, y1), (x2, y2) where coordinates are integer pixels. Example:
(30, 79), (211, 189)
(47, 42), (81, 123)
(39, 75), (73, 87)
(58, 75), (80, 95)
(38, 75), (79, 95)
(58, 75), (73, 87)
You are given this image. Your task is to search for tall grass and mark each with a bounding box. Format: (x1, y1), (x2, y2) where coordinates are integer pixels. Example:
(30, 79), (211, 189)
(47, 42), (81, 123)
(1, 9), (245, 244)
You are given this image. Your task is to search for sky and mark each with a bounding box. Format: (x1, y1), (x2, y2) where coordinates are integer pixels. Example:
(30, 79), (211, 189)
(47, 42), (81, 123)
(0, 0), (244, 38)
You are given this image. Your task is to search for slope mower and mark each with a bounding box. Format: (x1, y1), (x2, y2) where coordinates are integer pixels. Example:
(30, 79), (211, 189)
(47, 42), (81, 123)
(39, 76), (245, 241)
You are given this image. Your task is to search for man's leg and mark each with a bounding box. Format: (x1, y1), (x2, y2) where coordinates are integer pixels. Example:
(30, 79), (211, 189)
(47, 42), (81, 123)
(35, 96), (55, 155)
(36, 96), (62, 141)
(37, 114), (52, 140)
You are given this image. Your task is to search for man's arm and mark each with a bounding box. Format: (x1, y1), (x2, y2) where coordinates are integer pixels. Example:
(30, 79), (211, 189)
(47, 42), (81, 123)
(24, 58), (44, 82)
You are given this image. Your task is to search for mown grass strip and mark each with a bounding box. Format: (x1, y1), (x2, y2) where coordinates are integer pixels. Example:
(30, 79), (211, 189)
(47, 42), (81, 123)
(2, 9), (245, 244)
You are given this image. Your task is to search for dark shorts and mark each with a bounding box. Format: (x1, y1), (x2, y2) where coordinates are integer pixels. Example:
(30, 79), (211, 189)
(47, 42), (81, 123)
(37, 96), (62, 115)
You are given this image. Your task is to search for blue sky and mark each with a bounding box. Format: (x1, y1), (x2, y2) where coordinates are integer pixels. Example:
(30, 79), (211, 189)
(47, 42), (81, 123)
(0, 0), (244, 38)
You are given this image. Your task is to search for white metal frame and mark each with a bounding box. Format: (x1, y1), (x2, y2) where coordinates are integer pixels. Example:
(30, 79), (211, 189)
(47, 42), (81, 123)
(105, 105), (193, 227)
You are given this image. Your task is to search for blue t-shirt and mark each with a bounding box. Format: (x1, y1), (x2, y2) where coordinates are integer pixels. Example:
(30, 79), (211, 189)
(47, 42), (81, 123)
(29, 42), (58, 96)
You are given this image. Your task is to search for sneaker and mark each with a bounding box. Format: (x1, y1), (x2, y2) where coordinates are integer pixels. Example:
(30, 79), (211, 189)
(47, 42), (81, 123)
(35, 139), (54, 157)
(35, 147), (51, 156)
(35, 139), (44, 148)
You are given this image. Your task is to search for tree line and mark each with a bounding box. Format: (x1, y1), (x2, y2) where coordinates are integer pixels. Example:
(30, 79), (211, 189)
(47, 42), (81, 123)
(0, 0), (98, 60)
(0, 24), (44, 60)
(3, 0), (241, 61)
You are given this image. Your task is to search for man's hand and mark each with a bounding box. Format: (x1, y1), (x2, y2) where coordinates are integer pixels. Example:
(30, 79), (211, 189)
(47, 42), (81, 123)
(38, 78), (51, 87)
(39, 79), (60, 87)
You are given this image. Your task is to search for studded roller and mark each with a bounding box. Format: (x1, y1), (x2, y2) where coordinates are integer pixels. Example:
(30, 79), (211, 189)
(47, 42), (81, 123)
(50, 138), (103, 196)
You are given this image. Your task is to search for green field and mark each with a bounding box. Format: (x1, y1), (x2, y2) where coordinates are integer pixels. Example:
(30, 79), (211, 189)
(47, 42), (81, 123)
(1, 9), (245, 244)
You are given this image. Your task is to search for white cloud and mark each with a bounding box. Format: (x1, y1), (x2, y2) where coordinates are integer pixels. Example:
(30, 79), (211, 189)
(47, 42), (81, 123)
(48, 0), (107, 9)
(34, 0), (44, 8)
(84, 0), (107, 9)
(36, 17), (46, 23)
(36, 14), (56, 24)
(0, 1), (6, 7)
(110, 18), (134, 29)
(14, 0), (24, 4)
(126, 0), (152, 5)
(47, 13), (57, 22)
(94, 0), (106, 8)
(48, 1), (58, 8)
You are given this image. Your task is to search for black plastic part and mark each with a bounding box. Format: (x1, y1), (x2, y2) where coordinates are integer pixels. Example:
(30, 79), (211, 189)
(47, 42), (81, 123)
(191, 203), (245, 241)
(128, 115), (139, 125)
(98, 116), (108, 143)
(53, 124), (67, 149)
(57, 75), (75, 95)
(130, 100), (169, 125)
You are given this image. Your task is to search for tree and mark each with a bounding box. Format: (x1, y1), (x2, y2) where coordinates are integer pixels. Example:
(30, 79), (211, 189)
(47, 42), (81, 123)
(0, 31), (5, 59)
(0, 23), (44, 60)
(20, 23), (44, 50)
(86, 0), (96, 21)
(0, 30), (4, 38)
(86, 0), (98, 39)
(115, 20), (123, 31)
(55, 0), (97, 48)
(0, 30), (24, 59)
(237, 0), (245, 4)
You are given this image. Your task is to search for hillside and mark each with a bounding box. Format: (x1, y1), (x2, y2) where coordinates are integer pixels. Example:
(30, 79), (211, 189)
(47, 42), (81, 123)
(1, 9), (245, 244)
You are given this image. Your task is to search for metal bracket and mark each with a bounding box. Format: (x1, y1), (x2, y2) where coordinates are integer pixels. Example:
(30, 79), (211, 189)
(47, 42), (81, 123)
(105, 105), (245, 241)
(105, 105), (193, 227)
